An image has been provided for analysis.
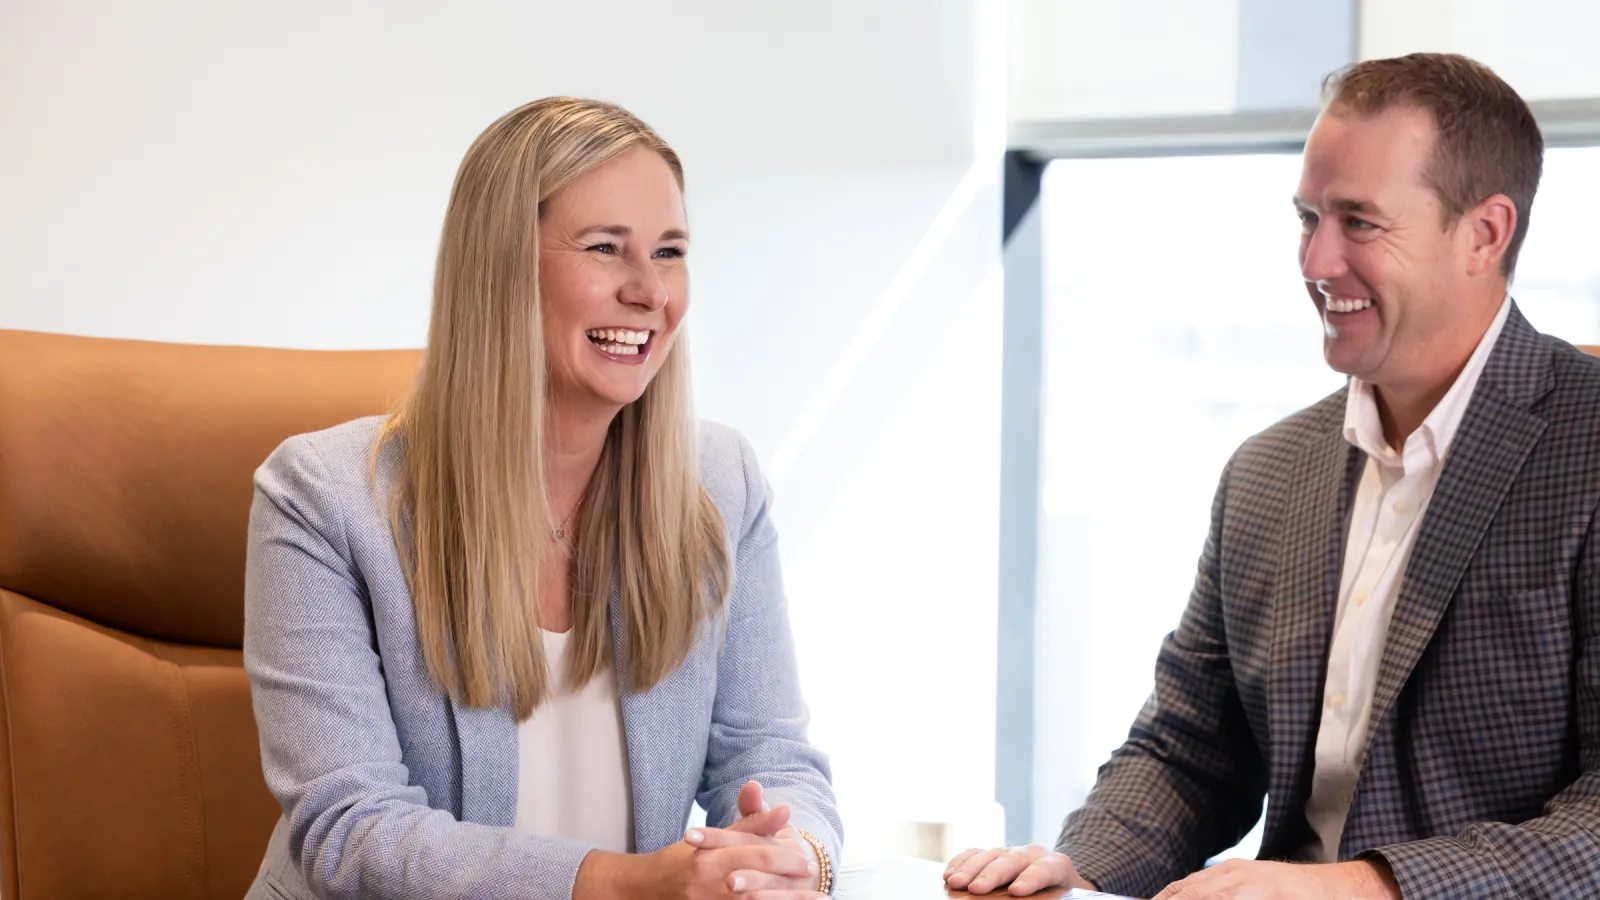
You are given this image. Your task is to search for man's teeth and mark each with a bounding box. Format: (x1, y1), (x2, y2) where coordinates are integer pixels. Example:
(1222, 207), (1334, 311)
(1326, 297), (1375, 314)
(586, 328), (650, 355)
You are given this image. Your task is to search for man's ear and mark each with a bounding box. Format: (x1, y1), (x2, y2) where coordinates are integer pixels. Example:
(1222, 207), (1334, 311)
(1463, 192), (1516, 277)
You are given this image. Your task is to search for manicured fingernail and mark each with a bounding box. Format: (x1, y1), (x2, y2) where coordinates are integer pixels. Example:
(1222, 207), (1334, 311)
(733, 876), (746, 891)
(952, 871), (965, 881)
(685, 829), (703, 844)
(808, 860), (819, 876)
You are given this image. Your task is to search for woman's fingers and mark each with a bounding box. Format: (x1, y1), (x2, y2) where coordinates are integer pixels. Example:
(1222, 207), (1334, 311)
(687, 826), (765, 850)
(726, 868), (810, 893)
(717, 844), (817, 880)
(728, 803), (791, 837)
(686, 810), (791, 850)
(737, 780), (767, 817)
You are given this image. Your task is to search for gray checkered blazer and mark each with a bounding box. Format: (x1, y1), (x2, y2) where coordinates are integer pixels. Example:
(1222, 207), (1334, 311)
(242, 418), (839, 900)
(1059, 305), (1600, 899)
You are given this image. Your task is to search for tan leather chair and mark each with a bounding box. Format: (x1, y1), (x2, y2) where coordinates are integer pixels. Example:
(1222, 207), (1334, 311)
(0, 330), (419, 900)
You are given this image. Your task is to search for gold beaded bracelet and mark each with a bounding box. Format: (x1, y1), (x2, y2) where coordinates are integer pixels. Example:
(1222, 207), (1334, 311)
(794, 828), (834, 894)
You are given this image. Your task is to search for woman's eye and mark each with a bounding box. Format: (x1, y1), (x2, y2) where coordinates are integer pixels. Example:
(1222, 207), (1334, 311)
(587, 243), (618, 255)
(654, 246), (686, 260)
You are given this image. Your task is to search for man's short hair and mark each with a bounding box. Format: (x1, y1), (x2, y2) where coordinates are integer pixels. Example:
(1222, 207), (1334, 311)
(1323, 53), (1544, 277)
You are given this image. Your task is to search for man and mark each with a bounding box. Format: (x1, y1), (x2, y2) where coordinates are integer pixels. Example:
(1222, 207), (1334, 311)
(947, 53), (1600, 899)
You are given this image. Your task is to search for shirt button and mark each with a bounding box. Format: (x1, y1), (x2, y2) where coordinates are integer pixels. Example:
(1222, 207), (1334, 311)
(1329, 693), (1345, 709)
(1393, 499), (1414, 515)
(1341, 791), (1353, 806)
(1354, 590), (1369, 607)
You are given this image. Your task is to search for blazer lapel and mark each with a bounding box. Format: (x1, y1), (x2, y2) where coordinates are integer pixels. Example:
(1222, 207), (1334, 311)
(1266, 416), (1361, 836)
(611, 583), (674, 853)
(612, 583), (721, 853)
(450, 692), (518, 826)
(1359, 306), (1551, 762)
(394, 495), (517, 828)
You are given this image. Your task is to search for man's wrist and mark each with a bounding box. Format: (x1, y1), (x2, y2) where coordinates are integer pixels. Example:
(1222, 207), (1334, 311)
(1052, 845), (1097, 892)
(1336, 859), (1402, 900)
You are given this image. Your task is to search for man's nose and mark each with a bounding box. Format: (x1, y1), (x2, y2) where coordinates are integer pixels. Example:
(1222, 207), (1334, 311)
(1300, 223), (1349, 285)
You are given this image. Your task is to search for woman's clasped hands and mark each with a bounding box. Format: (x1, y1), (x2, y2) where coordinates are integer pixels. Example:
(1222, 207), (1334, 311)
(617, 781), (825, 900)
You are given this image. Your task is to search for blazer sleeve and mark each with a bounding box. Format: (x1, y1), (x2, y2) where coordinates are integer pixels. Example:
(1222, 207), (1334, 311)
(244, 434), (593, 900)
(1056, 456), (1269, 897)
(694, 430), (844, 870)
(1360, 499), (1600, 899)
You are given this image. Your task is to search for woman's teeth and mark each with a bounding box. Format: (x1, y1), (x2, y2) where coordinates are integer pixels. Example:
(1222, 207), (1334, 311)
(586, 328), (650, 356)
(1326, 297), (1375, 314)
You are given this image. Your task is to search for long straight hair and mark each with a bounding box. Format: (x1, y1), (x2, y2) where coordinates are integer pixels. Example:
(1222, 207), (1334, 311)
(378, 98), (731, 720)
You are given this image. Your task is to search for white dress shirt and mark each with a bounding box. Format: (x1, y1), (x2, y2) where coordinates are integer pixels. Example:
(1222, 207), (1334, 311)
(514, 629), (634, 852)
(1301, 298), (1511, 862)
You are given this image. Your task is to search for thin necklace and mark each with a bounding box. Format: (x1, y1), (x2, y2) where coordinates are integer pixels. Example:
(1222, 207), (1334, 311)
(552, 503), (578, 542)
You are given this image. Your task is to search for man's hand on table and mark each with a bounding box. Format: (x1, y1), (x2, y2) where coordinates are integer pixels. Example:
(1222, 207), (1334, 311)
(943, 845), (1096, 896)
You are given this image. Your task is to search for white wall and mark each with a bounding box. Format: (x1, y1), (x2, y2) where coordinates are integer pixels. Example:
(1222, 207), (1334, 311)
(1360, 0), (1600, 98)
(0, 0), (1004, 857)
(1009, 0), (1240, 121)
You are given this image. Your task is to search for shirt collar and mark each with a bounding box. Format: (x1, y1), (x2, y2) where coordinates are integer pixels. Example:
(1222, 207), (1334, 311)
(1342, 296), (1511, 465)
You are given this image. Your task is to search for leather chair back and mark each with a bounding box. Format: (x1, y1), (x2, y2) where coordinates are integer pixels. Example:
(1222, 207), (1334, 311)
(0, 330), (419, 899)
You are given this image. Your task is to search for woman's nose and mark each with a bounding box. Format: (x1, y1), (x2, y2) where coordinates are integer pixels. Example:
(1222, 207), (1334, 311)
(620, 259), (668, 311)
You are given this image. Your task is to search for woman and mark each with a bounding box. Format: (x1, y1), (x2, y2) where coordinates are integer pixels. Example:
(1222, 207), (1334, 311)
(243, 98), (839, 900)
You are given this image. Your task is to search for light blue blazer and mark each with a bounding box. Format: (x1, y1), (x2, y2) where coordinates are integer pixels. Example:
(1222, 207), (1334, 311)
(242, 417), (840, 900)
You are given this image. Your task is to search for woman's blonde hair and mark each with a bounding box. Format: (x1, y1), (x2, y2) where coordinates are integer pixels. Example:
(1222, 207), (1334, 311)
(378, 97), (731, 719)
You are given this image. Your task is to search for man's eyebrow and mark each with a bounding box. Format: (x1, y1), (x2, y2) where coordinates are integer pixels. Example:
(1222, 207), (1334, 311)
(1292, 196), (1386, 217)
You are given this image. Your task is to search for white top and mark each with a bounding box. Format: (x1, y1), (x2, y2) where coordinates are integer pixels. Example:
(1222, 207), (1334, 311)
(514, 629), (634, 852)
(1301, 297), (1510, 862)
